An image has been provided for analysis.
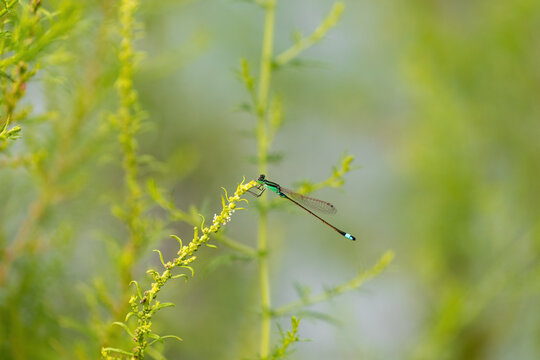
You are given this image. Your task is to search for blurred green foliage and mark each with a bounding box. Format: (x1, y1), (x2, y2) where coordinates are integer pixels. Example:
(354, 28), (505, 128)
(1, 0), (540, 359)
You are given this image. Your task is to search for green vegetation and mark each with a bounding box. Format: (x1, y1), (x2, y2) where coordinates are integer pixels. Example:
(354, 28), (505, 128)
(2, 0), (539, 359)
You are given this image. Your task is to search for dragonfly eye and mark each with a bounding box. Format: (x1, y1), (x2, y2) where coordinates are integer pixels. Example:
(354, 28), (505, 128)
(258, 174), (266, 181)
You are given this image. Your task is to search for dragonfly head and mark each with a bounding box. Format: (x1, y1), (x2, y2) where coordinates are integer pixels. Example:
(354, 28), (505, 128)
(257, 174), (266, 183)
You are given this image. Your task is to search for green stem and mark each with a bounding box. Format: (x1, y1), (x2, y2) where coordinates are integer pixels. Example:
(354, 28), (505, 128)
(214, 233), (257, 257)
(258, 211), (271, 358)
(274, 2), (345, 67)
(256, 0), (275, 116)
(0, 0), (18, 18)
(150, 185), (258, 257)
(257, 1), (276, 358)
(273, 251), (395, 316)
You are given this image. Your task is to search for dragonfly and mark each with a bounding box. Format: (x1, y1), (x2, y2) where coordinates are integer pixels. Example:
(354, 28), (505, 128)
(250, 174), (356, 241)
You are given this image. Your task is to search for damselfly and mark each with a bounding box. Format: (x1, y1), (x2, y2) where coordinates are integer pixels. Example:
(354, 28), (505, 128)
(250, 174), (355, 241)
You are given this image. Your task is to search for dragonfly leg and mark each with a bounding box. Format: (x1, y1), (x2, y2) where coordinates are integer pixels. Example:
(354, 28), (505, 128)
(247, 184), (266, 197)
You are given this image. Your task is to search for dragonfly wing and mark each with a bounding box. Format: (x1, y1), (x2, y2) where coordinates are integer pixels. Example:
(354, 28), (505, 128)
(281, 188), (337, 214)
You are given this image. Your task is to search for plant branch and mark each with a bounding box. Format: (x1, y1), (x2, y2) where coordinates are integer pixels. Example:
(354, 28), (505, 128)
(269, 316), (301, 360)
(273, 251), (395, 317)
(0, 0), (18, 18)
(274, 2), (344, 67)
(101, 179), (257, 360)
(256, 1), (276, 357)
(147, 179), (258, 257)
(256, 0), (276, 117)
(296, 153), (355, 195)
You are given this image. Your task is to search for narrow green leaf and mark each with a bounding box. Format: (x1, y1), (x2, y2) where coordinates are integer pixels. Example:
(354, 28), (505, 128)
(153, 249), (166, 268)
(147, 269), (160, 281)
(221, 187), (229, 201)
(113, 321), (134, 338)
(170, 234), (183, 248)
(233, 102), (253, 113)
(199, 214), (205, 229)
(155, 302), (175, 310)
(160, 334), (183, 342)
(129, 280), (142, 300)
(172, 273), (188, 281)
(266, 152), (284, 164)
(125, 311), (136, 322)
(102, 347), (134, 356)
(147, 333), (183, 348)
(181, 265), (195, 277)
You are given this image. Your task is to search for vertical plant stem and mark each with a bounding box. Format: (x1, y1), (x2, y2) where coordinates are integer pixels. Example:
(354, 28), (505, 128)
(257, 0), (275, 117)
(258, 208), (271, 359)
(116, 0), (143, 293)
(256, 1), (276, 358)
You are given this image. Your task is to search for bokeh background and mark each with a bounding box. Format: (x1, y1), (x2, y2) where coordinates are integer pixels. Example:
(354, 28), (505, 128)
(1, 0), (540, 359)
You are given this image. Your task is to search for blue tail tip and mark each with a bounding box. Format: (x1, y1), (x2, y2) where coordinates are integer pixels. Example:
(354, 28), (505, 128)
(345, 233), (356, 241)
